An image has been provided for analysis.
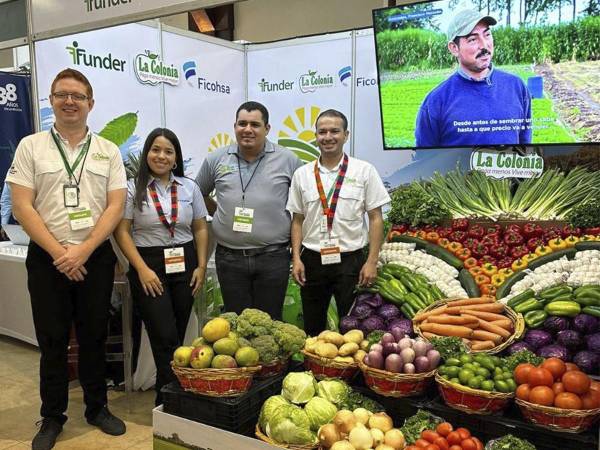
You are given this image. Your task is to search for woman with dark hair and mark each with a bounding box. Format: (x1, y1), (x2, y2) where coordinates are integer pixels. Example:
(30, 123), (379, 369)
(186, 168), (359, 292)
(114, 128), (208, 404)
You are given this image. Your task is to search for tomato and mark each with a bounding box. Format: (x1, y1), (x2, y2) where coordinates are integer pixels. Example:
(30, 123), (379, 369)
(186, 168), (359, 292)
(406, 446), (420, 450)
(554, 392), (583, 409)
(446, 431), (462, 446)
(565, 362), (581, 372)
(541, 357), (567, 381)
(424, 445), (441, 450)
(449, 446), (462, 450)
(436, 422), (453, 437)
(528, 367), (554, 388)
(562, 370), (591, 395)
(455, 428), (471, 440)
(516, 383), (531, 401)
(460, 438), (477, 450)
(422, 430), (441, 443)
(433, 437), (449, 450)
(514, 363), (535, 385)
(552, 382), (565, 395)
(472, 437), (484, 450)
(581, 390), (600, 409)
(529, 385), (555, 406)
(590, 381), (600, 393)
(415, 438), (431, 448)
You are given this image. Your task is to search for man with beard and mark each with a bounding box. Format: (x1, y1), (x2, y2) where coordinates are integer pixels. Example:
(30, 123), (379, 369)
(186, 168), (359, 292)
(415, 9), (532, 147)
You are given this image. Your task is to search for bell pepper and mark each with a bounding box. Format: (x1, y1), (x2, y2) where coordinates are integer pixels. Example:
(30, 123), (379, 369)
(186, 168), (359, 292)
(451, 218), (469, 231)
(448, 241), (463, 253)
(543, 293), (574, 305)
(490, 243), (509, 258)
(507, 289), (535, 308)
(481, 263), (498, 277)
(524, 310), (548, 329)
(561, 225), (581, 238)
(527, 237), (545, 251)
(463, 257), (479, 269)
(511, 258), (528, 272)
(544, 226), (562, 241)
(504, 231), (524, 246)
(491, 273), (506, 287)
(498, 268), (514, 277)
(391, 223), (408, 233)
(575, 286), (600, 298)
(545, 301), (581, 318)
(535, 245), (552, 256)
(523, 222), (543, 238)
(387, 230), (402, 241)
(539, 284), (572, 300)
(485, 224), (502, 235)
(474, 274), (491, 285)
(437, 226), (453, 239)
(480, 255), (497, 265)
(514, 298), (544, 314)
(481, 235), (500, 247)
(573, 296), (600, 307)
(469, 266), (484, 276)
(415, 230), (427, 240)
(548, 237), (567, 250)
(583, 227), (600, 236)
(579, 234), (597, 242)
(563, 235), (579, 247)
(456, 247), (472, 260)
(480, 283), (497, 296)
(472, 243), (490, 258)
(582, 306), (600, 318)
(425, 231), (440, 243)
(405, 231), (417, 237)
(497, 257), (514, 269)
(523, 253), (538, 264)
(468, 225), (485, 239)
(506, 224), (523, 234)
(449, 230), (467, 243)
(510, 245), (529, 259)
(437, 238), (451, 248)
(463, 237), (480, 250)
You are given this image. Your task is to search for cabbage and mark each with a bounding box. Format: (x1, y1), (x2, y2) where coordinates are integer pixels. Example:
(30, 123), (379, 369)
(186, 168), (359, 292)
(556, 330), (583, 350)
(360, 316), (386, 335)
(543, 316), (570, 335)
(524, 330), (553, 350)
(282, 371), (317, 404)
(304, 396), (337, 431)
(355, 293), (384, 309)
(572, 314), (599, 335)
(537, 344), (570, 361)
(506, 341), (533, 355)
(351, 303), (373, 320)
(339, 316), (361, 334)
(267, 404), (316, 445)
(585, 333), (600, 353)
(377, 304), (401, 321)
(258, 395), (290, 432)
(316, 378), (350, 405)
(573, 351), (599, 374)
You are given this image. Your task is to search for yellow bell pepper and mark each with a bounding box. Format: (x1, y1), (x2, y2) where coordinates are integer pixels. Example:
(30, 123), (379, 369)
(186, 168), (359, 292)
(523, 253), (538, 263)
(535, 245), (552, 256)
(491, 273), (506, 287)
(498, 268), (514, 277)
(511, 258), (528, 272)
(548, 238), (567, 250)
(481, 263), (498, 277)
(579, 235), (596, 242)
(564, 235), (579, 247)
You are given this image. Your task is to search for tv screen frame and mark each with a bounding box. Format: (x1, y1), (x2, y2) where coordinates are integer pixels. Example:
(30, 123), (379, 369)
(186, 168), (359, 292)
(372, 0), (600, 150)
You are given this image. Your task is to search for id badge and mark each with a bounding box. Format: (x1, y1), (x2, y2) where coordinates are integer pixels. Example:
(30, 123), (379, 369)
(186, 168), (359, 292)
(319, 238), (341, 265)
(68, 202), (93, 230)
(233, 207), (254, 233)
(63, 184), (79, 207)
(164, 247), (185, 274)
(319, 215), (328, 233)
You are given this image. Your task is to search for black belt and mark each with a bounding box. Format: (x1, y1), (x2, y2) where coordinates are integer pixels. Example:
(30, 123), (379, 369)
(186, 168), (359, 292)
(217, 243), (289, 257)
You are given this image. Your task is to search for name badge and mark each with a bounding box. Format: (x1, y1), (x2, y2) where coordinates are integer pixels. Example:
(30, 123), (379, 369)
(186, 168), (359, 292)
(320, 238), (341, 265)
(64, 184), (79, 207)
(164, 247), (185, 274)
(233, 207), (254, 233)
(320, 215), (328, 233)
(68, 203), (93, 230)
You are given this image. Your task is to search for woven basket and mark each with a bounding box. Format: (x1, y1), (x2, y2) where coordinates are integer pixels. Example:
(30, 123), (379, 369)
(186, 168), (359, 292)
(435, 373), (513, 414)
(302, 350), (359, 381)
(515, 398), (600, 433)
(257, 357), (290, 378)
(255, 424), (319, 449)
(358, 360), (435, 397)
(413, 299), (525, 354)
(171, 362), (261, 397)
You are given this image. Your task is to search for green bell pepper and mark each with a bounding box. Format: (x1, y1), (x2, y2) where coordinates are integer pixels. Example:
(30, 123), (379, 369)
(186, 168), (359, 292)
(544, 300), (581, 318)
(541, 293), (573, 305)
(507, 289), (535, 308)
(573, 296), (600, 307)
(524, 310), (548, 329)
(582, 306), (600, 318)
(574, 285), (600, 297)
(575, 289), (600, 301)
(538, 284), (572, 300)
(514, 298), (544, 314)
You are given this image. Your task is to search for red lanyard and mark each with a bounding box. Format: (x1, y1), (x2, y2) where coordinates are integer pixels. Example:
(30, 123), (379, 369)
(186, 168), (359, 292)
(148, 180), (178, 238)
(314, 153), (349, 233)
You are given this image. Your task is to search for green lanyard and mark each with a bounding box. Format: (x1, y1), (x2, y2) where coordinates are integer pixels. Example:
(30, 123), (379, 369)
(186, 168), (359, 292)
(50, 129), (92, 184)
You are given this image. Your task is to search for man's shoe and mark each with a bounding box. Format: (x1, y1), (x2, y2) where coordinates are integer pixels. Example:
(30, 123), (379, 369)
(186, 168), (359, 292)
(32, 418), (63, 450)
(87, 407), (126, 436)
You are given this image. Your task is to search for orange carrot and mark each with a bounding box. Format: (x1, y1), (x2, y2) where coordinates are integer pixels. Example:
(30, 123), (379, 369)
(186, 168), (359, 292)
(427, 315), (478, 325)
(445, 303), (504, 315)
(422, 332), (441, 340)
(461, 310), (508, 321)
(491, 319), (513, 330)
(447, 297), (494, 307)
(419, 323), (474, 339)
(470, 340), (496, 350)
(413, 304), (448, 322)
(472, 329), (503, 344)
(462, 315), (511, 339)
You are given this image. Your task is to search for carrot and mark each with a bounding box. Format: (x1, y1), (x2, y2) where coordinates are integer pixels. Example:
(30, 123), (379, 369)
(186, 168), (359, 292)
(445, 303), (505, 315)
(422, 332), (442, 340)
(462, 322), (481, 329)
(461, 309), (507, 321)
(491, 319), (513, 330)
(413, 304), (448, 322)
(427, 315), (478, 325)
(470, 340), (496, 350)
(446, 297), (495, 307)
(462, 315), (511, 339)
(419, 323), (474, 339)
(472, 329), (503, 344)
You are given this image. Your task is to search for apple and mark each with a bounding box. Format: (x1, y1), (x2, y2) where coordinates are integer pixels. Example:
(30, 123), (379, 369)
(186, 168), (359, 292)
(190, 344), (214, 369)
(191, 336), (206, 348)
(173, 346), (193, 367)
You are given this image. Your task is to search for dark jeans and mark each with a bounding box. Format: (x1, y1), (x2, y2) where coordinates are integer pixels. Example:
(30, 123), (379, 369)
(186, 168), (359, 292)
(300, 247), (365, 336)
(215, 244), (291, 320)
(26, 241), (116, 423)
(128, 241), (197, 406)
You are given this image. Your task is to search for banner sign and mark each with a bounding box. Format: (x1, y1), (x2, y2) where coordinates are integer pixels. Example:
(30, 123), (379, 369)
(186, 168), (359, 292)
(31, 0), (241, 40)
(0, 72), (32, 187)
(470, 148), (544, 179)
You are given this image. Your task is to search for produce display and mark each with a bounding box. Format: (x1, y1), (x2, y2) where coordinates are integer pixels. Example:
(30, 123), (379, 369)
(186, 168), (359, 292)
(437, 352), (516, 393)
(304, 329), (367, 364)
(339, 292), (414, 336)
(404, 421), (484, 450)
(362, 333), (441, 374)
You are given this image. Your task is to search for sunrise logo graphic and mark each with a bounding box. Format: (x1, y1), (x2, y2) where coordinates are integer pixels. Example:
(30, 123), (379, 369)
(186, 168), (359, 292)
(277, 106), (321, 163)
(208, 132), (233, 153)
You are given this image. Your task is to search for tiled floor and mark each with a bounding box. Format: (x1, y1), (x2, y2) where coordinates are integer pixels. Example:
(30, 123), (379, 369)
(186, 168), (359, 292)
(0, 336), (154, 449)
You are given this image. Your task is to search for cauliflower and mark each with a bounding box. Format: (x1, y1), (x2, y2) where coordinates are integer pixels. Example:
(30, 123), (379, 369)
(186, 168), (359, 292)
(219, 312), (238, 330)
(250, 335), (280, 363)
(237, 308), (273, 338)
(272, 321), (307, 355)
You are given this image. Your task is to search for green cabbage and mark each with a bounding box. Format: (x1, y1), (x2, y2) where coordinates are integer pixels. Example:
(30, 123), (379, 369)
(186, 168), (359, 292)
(316, 378), (350, 405)
(258, 395), (290, 432)
(266, 404), (316, 445)
(281, 371), (317, 404)
(304, 396), (337, 431)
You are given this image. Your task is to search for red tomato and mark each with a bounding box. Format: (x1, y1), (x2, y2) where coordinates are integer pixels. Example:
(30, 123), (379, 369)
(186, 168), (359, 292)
(516, 383), (531, 401)
(581, 390), (600, 409)
(562, 370), (591, 395)
(554, 392), (583, 409)
(565, 362), (581, 372)
(422, 430), (441, 443)
(449, 446), (462, 450)
(405, 446), (420, 450)
(433, 437), (449, 450)
(436, 422), (453, 437)
(446, 431), (462, 446)
(460, 438), (477, 450)
(514, 363), (535, 385)
(415, 438), (431, 448)
(456, 428), (471, 440)
(528, 367), (554, 388)
(424, 445), (441, 450)
(472, 437), (484, 450)
(541, 357), (567, 381)
(552, 382), (565, 395)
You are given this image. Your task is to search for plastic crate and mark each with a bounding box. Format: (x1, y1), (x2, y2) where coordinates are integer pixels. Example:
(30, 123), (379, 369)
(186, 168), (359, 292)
(161, 372), (284, 436)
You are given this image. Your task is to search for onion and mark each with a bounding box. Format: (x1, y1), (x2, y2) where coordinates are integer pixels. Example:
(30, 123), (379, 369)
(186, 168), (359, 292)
(403, 363), (415, 374)
(414, 356), (430, 373)
(413, 340), (428, 358)
(381, 333), (395, 345)
(400, 347), (415, 364)
(385, 353), (403, 373)
(398, 337), (412, 350)
(426, 349), (441, 369)
(370, 344), (383, 353)
(368, 350), (384, 369)
(382, 342), (397, 356)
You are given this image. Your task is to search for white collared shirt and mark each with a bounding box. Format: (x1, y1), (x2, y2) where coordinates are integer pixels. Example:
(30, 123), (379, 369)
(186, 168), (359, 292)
(287, 155), (390, 252)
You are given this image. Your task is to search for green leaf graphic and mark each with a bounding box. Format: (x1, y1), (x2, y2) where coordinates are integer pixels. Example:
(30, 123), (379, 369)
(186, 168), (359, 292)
(278, 138), (320, 158)
(98, 112), (138, 147)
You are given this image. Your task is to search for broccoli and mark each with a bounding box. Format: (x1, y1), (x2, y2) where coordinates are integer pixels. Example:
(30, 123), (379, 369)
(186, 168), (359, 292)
(219, 312), (238, 330)
(236, 308), (273, 338)
(272, 321), (307, 355)
(250, 335), (280, 363)
(237, 337), (252, 348)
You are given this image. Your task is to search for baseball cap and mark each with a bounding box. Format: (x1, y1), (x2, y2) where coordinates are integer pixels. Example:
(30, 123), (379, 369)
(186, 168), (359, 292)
(447, 9), (497, 42)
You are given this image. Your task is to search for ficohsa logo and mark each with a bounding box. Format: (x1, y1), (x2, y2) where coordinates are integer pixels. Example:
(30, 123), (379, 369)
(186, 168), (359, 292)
(0, 83), (19, 109)
(277, 106), (321, 163)
(183, 61), (197, 86)
(183, 60), (231, 94)
(338, 66), (351, 86)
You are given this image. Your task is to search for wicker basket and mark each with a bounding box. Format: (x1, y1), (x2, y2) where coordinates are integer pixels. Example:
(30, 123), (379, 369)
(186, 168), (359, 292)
(413, 299), (525, 354)
(515, 398), (600, 433)
(302, 350), (359, 381)
(171, 362), (261, 397)
(358, 360), (435, 397)
(257, 357), (290, 378)
(435, 373), (513, 414)
(255, 424), (319, 449)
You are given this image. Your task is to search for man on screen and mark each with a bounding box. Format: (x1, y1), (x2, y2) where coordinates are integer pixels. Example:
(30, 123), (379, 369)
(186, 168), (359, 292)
(415, 9), (532, 147)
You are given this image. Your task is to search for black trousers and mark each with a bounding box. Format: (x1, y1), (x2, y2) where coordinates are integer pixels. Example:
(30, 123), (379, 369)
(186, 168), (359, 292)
(127, 241), (197, 405)
(215, 245), (291, 320)
(300, 247), (365, 337)
(26, 240), (116, 423)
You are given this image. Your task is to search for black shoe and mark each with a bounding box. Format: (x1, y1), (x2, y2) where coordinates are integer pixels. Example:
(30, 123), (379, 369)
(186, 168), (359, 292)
(32, 418), (63, 450)
(87, 407), (126, 436)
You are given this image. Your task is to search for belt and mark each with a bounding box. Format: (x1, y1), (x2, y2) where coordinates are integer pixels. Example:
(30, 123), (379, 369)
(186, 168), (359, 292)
(217, 243), (289, 257)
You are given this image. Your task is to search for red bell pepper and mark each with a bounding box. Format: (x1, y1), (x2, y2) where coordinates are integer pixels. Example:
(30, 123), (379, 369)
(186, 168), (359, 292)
(436, 226), (453, 239)
(503, 231), (524, 246)
(451, 218), (469, 231)
(506, 224), (522, 234)
(527, 237), (545, 251)
(584, 227), (600, 236)
(485, 224), (502, 235)
(422, 224), (436, 232)
(490, 243), (509, 258)
(497, 256), (514, 269)
(391, 223), (408, 233)
(523, 222), (543, 238)
(544, 226), (562, 241)
(449, 230), (467, 242)
(467, 224), (485, 239)
(463, 237), (480, 250)
(480, 254), (497, 265)
(510, 245), (529, 259)
(472, 243), (490, 258)
(481, 234), (500, 247)
(561, 225), (581, 237)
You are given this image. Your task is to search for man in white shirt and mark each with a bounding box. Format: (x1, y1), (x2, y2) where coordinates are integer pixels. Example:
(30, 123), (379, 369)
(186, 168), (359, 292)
(287, 109), (390, 336)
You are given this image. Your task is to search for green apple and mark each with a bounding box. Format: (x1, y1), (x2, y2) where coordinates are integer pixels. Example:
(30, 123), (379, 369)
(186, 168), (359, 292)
(173, 346), (193, 367)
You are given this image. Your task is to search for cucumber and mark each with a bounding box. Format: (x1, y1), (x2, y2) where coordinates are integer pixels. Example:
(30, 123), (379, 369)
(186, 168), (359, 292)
(526, 248), (577, 270)
(389, 235), (429, 249)
(424, 243), (464, 269)
(575, 241), (600, 251)
(496, 270), (527, 299)
(459, 269), (480, 297)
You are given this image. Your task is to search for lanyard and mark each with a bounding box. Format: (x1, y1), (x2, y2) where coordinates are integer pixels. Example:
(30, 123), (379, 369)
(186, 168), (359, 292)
(314, 153), (349, 233)
(237, 153), (263, 205)
(148, 180), (178, 239)
(50, 129), (91, 185)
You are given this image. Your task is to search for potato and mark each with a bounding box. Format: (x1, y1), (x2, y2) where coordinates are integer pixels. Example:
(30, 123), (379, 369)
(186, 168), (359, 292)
(333, 356), (355, 364)
(318, 330), (330, 340)
(359, 339), (370, 351)
(338, 342), (359, 356)
(304, 337), (318, 353)
(354, 349), (367, 364)
(315, 342), (339, 358)
(322, 331), (345, 347)
(343, 329), (364, 344)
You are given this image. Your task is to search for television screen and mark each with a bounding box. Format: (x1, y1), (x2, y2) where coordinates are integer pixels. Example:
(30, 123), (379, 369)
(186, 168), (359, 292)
(372, 0), (600, 149)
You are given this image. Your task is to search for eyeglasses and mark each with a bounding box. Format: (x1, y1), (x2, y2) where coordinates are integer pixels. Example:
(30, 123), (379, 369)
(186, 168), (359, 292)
(51, 92), (90, 102)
